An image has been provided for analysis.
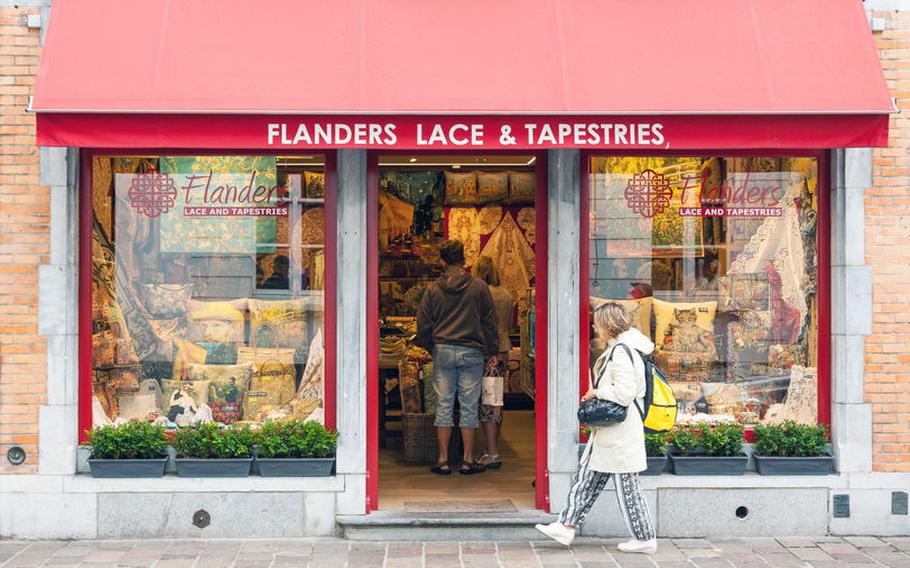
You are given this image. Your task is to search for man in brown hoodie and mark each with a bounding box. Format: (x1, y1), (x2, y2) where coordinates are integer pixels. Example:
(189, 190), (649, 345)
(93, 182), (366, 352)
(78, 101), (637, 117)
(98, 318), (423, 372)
(417, 240), (500, 475)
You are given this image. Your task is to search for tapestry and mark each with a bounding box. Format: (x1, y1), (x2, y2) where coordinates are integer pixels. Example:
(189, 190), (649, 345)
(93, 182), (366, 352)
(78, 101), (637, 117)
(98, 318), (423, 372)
(479, 213), (536, 300)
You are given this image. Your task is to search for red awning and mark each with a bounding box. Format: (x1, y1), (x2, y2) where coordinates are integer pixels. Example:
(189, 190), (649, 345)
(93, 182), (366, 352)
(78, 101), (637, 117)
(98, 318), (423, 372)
(33, 0), (893, 149)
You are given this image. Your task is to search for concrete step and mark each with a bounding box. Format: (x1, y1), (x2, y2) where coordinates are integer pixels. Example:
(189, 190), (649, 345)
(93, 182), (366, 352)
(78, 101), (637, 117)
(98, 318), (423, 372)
(337, 510), (558, 541)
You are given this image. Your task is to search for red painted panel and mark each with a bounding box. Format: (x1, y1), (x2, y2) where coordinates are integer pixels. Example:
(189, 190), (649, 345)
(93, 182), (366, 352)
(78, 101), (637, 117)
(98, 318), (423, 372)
(37, 113), (889, 150)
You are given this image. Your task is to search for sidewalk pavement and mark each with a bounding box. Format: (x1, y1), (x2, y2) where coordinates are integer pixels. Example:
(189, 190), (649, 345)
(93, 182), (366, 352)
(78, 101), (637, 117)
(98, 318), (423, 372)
(1, 536), (909, 567)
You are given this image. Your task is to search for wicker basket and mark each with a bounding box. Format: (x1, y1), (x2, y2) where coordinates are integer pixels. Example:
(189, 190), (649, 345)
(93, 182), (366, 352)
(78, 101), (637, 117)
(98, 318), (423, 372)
(401, 412), (463, 465)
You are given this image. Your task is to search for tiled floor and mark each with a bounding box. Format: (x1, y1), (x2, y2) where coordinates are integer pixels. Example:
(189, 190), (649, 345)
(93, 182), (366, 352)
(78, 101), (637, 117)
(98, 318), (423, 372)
(378, 409), (536, 510)
(1, 536), (909, 567)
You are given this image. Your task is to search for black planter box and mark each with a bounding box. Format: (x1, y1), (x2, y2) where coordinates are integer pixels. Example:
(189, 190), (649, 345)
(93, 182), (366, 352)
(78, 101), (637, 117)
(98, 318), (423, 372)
(753, 454), (835, 476)
(88, 457), (168, 478)
(256, 457), (335, 477)
(175, 458), (252, 477)
(642, 455), (668, 476)
(670, 454), (748, 476)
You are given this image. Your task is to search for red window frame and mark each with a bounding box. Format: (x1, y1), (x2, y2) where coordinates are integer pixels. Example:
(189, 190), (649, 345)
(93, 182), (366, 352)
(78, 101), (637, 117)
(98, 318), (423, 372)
(365, 151), (550, 511)
(78, 149), (338, 442)
(578, 150), (831, 436)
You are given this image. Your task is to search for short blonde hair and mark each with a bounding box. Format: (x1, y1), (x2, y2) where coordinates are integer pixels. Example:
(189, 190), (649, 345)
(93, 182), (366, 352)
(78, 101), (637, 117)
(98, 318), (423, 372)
(592, 301), (632, 339)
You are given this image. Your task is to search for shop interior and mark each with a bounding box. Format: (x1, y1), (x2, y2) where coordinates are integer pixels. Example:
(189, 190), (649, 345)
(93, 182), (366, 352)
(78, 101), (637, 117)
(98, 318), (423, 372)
(376, 155), (539, 510)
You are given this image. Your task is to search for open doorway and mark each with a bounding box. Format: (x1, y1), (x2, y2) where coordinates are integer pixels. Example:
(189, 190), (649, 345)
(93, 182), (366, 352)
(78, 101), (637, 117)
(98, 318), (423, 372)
(367, 154), (547, 512)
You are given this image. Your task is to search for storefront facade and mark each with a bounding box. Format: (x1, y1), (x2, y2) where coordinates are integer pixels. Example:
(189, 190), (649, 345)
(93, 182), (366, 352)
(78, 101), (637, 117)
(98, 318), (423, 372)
(2, 0), (909, 539)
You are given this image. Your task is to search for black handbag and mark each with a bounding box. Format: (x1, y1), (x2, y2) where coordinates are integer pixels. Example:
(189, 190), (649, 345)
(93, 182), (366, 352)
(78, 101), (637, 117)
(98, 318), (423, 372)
(577, 345), (629, 428)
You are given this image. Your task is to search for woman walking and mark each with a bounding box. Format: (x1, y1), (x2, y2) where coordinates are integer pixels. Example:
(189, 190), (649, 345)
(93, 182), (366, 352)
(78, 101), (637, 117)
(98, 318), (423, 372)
(536, 301), (657, 553)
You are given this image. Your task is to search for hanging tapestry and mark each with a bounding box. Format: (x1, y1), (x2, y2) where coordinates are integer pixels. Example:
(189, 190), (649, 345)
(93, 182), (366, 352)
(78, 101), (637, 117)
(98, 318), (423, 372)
(507, 171), (536, 204)
(476, 172), (509, 204)
(479, 213), (536, 299)
(157, 156), (279, 254)
(446, 207), (481, 268)
(378, 191), (415, 251)
(444, 172), (479, 206)
(516, 208), (536, 246)
(304, 171), (325, 198)
(477, 205), (503, 234)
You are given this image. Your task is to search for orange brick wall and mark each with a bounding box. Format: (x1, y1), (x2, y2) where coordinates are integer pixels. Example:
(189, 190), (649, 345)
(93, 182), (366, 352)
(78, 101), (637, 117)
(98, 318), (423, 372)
(868, 10), (910, 473)
(0, 6), (48, 475)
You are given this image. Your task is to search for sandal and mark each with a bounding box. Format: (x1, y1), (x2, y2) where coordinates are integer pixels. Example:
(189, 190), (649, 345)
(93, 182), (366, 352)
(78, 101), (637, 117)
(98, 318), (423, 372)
(479, 453), (502, 469)
(430, 463), (452, 475)
(459, 461), (486, 475)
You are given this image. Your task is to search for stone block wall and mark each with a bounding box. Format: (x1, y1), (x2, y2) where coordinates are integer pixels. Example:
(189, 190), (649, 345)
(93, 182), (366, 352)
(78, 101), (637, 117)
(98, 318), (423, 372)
(868, 9), (910, 473)
(0, 6), (48, 475)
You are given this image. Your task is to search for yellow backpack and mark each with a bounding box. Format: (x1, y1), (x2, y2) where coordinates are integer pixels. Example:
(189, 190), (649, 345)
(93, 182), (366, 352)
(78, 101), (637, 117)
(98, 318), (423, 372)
(615, 344), (677, 434)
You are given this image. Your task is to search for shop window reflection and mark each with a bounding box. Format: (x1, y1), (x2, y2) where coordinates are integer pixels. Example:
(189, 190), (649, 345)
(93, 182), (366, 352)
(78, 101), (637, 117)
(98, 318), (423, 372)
(588, 156), (820, 427)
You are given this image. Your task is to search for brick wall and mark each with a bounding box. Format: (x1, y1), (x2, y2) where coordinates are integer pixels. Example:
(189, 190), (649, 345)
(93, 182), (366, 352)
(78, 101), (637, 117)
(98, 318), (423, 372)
(868, 10), (910, 473)
(0, 6), (48, 474)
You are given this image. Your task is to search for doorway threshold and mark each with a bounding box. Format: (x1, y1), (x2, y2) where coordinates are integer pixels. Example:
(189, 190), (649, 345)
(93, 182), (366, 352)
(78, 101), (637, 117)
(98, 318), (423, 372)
(337, 509), (556, 541)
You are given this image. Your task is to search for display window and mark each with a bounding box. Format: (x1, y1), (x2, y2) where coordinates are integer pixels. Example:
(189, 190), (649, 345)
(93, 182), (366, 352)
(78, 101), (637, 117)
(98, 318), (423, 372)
(84, 153), (334, 433)
(583, 155), (826, 427)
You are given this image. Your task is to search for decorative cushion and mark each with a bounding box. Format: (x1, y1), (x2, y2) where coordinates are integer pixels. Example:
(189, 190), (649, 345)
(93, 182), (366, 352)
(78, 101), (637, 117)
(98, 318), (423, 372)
(138, 283), (193, 317)
(185, 362), (253, 405)
(197, 342), (239, 365)
(590, 296), (653, 337)
(172, 338), (209, 381)
(507, 171), (536, 204)
(305, 171), (325, 198)
(654, 350), (716, 383)
(161, 379), (210, 423)
(444, 172), (478, 206)
(249, 298), (323, 361)
(718, 273), (770, 312)
(186, 299), (247, 343)
(652, 298), (717, 354)
(92, 330), (116, 368)
(236, 346), (296, 370)
(476, 172), (509, 204)
(118, 379), (163, 421)
(148, 318), (187, 343)
(237, 346), (297, 421)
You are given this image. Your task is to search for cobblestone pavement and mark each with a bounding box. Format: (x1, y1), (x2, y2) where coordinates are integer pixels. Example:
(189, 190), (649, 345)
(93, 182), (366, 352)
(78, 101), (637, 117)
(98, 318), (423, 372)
(1, 536), (909, 567)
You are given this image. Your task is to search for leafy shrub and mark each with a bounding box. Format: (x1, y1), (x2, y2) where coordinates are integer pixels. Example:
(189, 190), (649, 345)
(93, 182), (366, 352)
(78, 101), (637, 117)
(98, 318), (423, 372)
(753, 421), (829, 457)
(668, 425), (700, 456)
(700, 421), (744, 457)
(644, 433), (669, 457)
(86, 421), (168, 460)
(669, 422), (744, 457)
(255, 420), (339, 459)
(173, 423), (254, 459)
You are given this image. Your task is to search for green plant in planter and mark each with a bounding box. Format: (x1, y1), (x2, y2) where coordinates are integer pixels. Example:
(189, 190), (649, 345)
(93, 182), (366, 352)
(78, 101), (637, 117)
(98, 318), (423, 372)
(86, 421), (169, 460)
(754, 421), (829, 457)
(668, 425), (700, 456)
(644, 432), (669, 457)
(698, 421), (744, 457)
(173, 423), (254, 459)
(255, 420), (339, 459)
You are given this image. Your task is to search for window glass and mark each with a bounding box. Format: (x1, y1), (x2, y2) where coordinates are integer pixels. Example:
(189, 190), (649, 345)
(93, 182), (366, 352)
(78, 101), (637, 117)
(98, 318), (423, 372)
(90, 155), (327, 428)
(588, 156), (819, 426)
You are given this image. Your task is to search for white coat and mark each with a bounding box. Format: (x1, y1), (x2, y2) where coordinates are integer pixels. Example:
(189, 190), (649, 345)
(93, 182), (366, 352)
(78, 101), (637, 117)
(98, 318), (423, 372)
(582, 327), (655, 474)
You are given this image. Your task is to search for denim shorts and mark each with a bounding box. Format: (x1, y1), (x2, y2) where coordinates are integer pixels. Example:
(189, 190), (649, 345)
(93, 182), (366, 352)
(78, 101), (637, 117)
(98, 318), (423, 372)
(432, 344), (484, 429)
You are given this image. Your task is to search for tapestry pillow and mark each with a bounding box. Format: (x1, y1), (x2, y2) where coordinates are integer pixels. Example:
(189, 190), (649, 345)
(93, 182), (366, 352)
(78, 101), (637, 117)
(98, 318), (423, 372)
(507, 171), (536, 204)
(652, 298), (717, 354)
(172, 338), (209, 381)
(160, 379), (210, 422)
(185, 299), (247, 343)
(196, 341), (239, 365)
(185, 362), (253, 405)
(476, 172), (509, 204)
(304, 170), (325, 198)
(718, 273), (770, 312)
(444, 172), (479, 206)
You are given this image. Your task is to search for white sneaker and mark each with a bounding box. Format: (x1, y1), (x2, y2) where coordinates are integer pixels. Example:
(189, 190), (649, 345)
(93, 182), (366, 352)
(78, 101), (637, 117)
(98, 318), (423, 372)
(535, 522), (575, 546)
(617, 538), (657, 554)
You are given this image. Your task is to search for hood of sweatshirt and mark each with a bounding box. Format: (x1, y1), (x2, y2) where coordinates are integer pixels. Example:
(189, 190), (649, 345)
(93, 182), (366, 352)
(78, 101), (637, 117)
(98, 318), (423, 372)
(612, 327), (655, 356)
(436, 267), (473, 295)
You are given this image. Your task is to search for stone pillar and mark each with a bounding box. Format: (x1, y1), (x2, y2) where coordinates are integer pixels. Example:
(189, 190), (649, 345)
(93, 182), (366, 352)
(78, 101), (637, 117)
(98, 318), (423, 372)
(830, 148), (874, 473)
(37, 147), (80, 475)
(334, 149), (369, 514)
(546, 149), (582, 509)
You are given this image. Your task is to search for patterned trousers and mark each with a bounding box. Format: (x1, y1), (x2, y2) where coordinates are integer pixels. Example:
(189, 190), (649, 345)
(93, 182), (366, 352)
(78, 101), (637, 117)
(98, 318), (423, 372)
(557, 453), (656, 541)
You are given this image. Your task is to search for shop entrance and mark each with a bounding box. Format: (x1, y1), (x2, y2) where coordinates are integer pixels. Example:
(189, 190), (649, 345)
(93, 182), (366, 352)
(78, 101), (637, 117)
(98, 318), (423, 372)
(367, 154), (548, 511)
